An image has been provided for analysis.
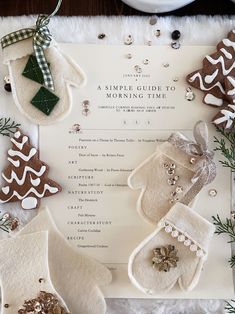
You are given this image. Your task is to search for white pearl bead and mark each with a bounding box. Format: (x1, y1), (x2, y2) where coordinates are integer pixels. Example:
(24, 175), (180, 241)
(190, 244), (198, 252)
(184, 239), (191, 246)
(196, 249), (204, 257)
(165, 226), (172, 233)
(171, 230), (179, 238)
(177, 235), (185, 242)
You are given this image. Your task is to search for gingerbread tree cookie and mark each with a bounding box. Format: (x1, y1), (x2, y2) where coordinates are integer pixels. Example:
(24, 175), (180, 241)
(0, 129), (61, 209)
(187, 30), (235, 107)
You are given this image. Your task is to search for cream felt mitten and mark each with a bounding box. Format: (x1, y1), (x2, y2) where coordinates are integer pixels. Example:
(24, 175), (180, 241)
(17, 208), (112, 314)
(128, 121), (216, 224)
(128, 202), (215, 294)
(0, 231), (69, 313)
(2, 37), (86, 125)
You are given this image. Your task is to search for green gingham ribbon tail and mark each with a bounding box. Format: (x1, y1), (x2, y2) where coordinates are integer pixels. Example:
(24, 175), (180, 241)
(33, 15), (54, 90)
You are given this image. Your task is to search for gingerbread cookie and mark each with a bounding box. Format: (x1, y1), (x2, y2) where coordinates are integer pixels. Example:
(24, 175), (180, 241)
(212, 102), (235, 129)
(187, 30), (235, 107)
(0, 129), (62, 209)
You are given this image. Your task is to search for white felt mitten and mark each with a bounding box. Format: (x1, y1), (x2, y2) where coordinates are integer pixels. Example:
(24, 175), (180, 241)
(17, 208), (112, 314)
(0, 231), (69, 313)
(128, 202), (215, 294)
(2, 38), (86, 125)
(128, 121), (216, 224)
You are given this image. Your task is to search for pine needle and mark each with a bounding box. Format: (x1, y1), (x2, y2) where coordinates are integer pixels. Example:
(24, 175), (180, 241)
(212, 215), (235, 243)
(225, 300), (235, 313)
(0, 117), (20, 137)
(214, 127), (235, 172)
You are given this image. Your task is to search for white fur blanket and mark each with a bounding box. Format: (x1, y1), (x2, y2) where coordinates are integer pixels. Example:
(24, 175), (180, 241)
(0, 15), (234, 314)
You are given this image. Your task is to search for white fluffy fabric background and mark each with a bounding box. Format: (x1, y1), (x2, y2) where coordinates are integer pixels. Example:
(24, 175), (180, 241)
(0, 15), (235, 314)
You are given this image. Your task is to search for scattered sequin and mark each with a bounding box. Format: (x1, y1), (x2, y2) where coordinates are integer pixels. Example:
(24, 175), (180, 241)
(171, 30), (181, 40)
(134, 65), (142, 73)
(190, 157), (196, 164)
(208, 189), (217, 197)
(163, 62), (169, 68)
(124, 35), (133, 45)
(149, 16), (157, 25)
(72, 124), (81, 132)
(143, 59), (149, 65)
(155, 29), (161, 37)
(185, 87), (195, 101)
(4, 75), (11, 92)
(146, 40), (152, 46)
(98, 33), (106, 39)
(171, 41), (181, 49)
(126, 53), (132, 59)
(173, 77), (179, 82)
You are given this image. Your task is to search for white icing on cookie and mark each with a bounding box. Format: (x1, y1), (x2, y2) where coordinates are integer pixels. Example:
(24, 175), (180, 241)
(30, 176), (41, 187)
(206, 55), (235, 76)
(14, 131), (21, 139)
(11, 136), (28, 151)
(213, 104), (235, 129)
(227, 76), (235, 96)
(2, 186), (10, 195)
(205, 69), (219, 84)
(188, 72), (225, 94)
(8, 147), (37, 162)
(223, 38), (235, 50)
(0, 184), (59, 203)
(2, 165), (46, 186)
(21, 197), (38, 210)
(7, 157), (20, 167)
(204, 94), (223, 107)
(220, 48), (232, 59)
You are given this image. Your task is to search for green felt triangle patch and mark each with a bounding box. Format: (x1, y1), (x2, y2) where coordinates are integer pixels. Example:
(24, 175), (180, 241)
(31, 87), (60, 116)
(22, 55), (48, 85)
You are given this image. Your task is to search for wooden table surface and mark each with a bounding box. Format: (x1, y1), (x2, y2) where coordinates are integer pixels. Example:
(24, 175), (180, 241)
(0, 0), (234, 16)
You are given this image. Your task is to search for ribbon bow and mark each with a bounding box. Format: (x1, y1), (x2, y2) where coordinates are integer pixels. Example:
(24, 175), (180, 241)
(168, 121), (216, 186)
(1, 0), (62, 91)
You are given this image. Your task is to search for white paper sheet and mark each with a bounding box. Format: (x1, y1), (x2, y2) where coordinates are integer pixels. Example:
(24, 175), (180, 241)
(40, 44), (234, 299)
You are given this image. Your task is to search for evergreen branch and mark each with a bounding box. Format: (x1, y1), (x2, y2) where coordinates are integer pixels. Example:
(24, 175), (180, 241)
(212, 215), (235, 243)
(214, 127), (235, 172)
(0, 213), (19, 233)
(229, 255), (235, 268)
(0, 117), (20, 137)
(225, 300), (235, 313)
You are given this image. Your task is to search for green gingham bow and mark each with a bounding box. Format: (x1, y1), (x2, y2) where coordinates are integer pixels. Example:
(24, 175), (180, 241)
(1, 0), (62, 91)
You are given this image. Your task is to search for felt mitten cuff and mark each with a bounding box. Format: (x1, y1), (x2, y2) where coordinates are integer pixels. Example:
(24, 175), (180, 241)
(128, 121), (216, 224)
(128, 202), (215, 295)
(17, 208), (112, 314)
(3, 37), (86, 125)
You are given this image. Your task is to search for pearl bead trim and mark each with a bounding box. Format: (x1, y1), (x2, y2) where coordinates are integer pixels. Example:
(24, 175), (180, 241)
(159, 220), (206, 258)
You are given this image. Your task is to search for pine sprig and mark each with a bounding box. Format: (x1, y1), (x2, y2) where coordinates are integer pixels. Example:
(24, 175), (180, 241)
(225, 300), (235, 313)
(229, 255), (235, 268)
(0, 117), (20, 137)
(212, 215), (235, 243)
(214, 127), (235, 172)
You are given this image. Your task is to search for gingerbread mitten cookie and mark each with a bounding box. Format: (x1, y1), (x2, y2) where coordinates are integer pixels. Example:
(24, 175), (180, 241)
(0, 129), (61, 209)
(187, 30), (235, 107)
(128, 121), (216, 224)
(17, 208), (112, 314)
(128, 202), (215, 294)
